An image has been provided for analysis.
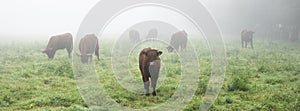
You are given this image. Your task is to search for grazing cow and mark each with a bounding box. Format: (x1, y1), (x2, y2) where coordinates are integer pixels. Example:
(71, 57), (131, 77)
(146, 28), (158, 39)
(77, 34), (99, 64)
(139, 48), (162, 96)
(43, 33), (73, 59)
(241, 29), (255, 48)
(166, 30), (188, 52)
(129, 30), (140, 43)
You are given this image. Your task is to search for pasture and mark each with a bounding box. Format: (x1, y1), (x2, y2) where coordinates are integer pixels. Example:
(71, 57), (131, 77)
(0, 37), (299, 111)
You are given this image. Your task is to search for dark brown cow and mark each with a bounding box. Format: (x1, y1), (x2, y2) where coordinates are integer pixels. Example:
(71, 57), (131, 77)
(129, 30), (140, 43)
(139, 48), (162, 96)
(146, 28), (158, 39)
(166, 30), (188, 52)
(77, 34), (99, 64)
(43, 33), (73, 59)
(241, 29), (255, 48)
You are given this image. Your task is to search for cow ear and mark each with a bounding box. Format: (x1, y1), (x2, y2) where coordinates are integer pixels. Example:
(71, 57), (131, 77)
(142, 50), (147, 55)
(157, 51), (162, 56)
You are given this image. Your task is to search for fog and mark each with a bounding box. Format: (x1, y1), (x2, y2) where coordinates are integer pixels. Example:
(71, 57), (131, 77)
(202, 0), (300, 38)
(0, 0), (299, 42)
(0, 0), (98, 36)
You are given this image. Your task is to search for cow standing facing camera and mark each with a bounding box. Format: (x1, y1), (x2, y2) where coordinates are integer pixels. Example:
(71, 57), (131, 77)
(77, 34), (99, 64)
(139, 48), (162, 96)
(241, 29), (255, 48)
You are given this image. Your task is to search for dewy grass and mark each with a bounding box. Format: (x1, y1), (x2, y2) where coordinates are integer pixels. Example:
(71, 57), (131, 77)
(0, 39), (299, 110)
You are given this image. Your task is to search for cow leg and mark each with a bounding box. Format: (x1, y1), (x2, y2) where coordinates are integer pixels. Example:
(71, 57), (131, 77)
(242, 41), (244, 48)
(149, 61), (160, 96)
(151, 77), (158, 96)
(142, 75), (150, 96)
(245, 42), (248, 48)
(67, 48), (71, 58)
(89, 55), (93, 63)
(175, 44), (179, 52)
(180, 45), (184, 52)
(50, 50), (57, 59)
(182, 43), (187, 51)
(250, 40), (253, 49)
(144, 81), (150, 96)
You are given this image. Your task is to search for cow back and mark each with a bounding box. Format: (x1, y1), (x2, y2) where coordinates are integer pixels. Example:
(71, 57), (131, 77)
(170, 31), (187, 46)
(46, 33), (73, 50)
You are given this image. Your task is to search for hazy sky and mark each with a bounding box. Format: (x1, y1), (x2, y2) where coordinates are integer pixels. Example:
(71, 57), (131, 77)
(103, 6), (200, 37)
(1, 0), (298, 39)
(0, 0), (99, 36)
(0, 0), (227, 36)
(0, 0), (239, 40)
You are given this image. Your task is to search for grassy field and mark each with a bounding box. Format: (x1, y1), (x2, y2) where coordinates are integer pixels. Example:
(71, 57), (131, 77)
(0, 38), (299, 111)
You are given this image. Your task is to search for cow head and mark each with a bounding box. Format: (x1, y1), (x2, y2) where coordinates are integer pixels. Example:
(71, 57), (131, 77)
(76, 51), (92, 64)
(142, 49), (162, 63)
(166, 46), (174, 52)
(248, 31), (255, 39)
(42, 48), (54, 59)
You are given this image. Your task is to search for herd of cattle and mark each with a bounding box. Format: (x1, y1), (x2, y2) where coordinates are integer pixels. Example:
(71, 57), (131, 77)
(42, 33), (99, 63)
(42, 29), (254, 96)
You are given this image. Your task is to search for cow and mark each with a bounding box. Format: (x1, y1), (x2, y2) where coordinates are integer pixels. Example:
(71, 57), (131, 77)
(241, 29), (255, 48)
(129, 30), (140, 43)
(77, 34), (99, 64)
(43, 33), (73, 59)
(139, 48), (162, 96)
(146, 28), (158, 39)
(166, 30), (188, 52)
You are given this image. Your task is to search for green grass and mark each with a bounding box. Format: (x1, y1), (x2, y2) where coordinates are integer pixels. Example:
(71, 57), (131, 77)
(0, 38), (300, 111)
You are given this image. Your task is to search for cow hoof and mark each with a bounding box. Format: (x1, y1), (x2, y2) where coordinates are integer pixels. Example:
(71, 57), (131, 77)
(152, 92), (156, 96)
(146, 93), (150, 96)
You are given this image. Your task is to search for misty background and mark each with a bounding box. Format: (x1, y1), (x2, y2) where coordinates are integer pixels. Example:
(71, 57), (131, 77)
(0, 0), (299, 42)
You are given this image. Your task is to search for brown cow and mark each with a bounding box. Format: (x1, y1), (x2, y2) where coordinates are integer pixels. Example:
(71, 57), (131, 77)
(139, 48), (162, 96)
(166, 30), (188, 52)
(129, 29), (140, 43)
(43, 33), (73, 59)
(241, 29), (255, 48)
(77, 34), (99, 64)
